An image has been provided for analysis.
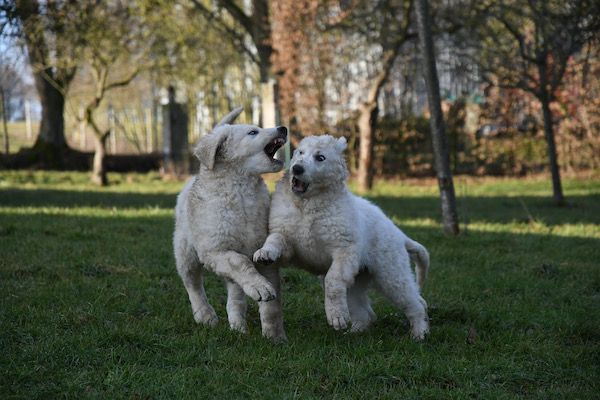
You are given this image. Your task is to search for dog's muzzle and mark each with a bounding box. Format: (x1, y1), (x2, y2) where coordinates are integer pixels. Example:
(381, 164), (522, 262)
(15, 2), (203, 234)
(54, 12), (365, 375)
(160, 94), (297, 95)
(264, 127), (288, 164)
(292, 164), (304, 175)
(291, 164), (309, 195)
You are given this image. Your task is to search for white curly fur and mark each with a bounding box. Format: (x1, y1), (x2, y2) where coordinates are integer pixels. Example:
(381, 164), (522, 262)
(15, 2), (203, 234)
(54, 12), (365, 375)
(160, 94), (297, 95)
(254, 134), (430, 340)
(174, 107), (287, 342)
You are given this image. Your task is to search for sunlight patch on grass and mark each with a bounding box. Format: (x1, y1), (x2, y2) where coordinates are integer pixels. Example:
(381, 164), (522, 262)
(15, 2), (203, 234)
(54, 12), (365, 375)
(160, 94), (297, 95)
(466, 221), (600, 239)
(1, 205), (173, 218)
(394, 217), (599, 239)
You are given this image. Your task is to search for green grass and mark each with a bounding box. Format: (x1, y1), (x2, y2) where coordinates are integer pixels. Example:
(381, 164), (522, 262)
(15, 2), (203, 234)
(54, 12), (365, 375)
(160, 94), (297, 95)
(1, 171), (599, 399)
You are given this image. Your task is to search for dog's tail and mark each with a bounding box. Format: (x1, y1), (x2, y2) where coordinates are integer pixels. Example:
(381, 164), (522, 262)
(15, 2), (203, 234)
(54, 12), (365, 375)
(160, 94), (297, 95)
(406, 238), (429, 291)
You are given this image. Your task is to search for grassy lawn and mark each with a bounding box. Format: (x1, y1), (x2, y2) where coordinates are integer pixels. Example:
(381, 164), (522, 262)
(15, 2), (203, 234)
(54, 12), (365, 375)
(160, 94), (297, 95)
(1, 170), (599, 399)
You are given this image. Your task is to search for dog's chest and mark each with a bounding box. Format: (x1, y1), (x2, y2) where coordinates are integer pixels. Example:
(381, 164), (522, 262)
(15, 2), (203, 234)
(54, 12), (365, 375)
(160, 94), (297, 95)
(287, 209), (350, 272)
(192, 182), (269, 252)
(220, 190), (267, 234)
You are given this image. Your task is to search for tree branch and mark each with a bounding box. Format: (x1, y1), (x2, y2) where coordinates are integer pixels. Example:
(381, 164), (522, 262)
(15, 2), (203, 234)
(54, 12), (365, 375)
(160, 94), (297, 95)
(189, 0), (258, 65)
(217, 0), (252, 34)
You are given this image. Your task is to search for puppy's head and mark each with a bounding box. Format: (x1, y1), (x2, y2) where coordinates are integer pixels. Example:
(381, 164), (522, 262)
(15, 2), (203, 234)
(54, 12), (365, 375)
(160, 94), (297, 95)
(193, 108), (287, 175)
(289, 135), (348, 197)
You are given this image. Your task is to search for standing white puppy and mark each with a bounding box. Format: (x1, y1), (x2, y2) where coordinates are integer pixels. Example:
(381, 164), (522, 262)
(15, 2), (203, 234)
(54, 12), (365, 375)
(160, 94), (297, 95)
(254, 135), (430, 339)
(174, 107), (287, 341)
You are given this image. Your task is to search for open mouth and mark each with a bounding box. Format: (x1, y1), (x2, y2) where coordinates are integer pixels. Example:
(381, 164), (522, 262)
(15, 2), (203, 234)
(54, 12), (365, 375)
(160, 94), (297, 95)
(291, 176), (309, 195)
(264, 137), (286, 164)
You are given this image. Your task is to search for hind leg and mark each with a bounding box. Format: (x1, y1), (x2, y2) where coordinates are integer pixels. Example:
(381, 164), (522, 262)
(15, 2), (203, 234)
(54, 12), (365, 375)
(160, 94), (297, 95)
(175, 241), (218, 325)
(372, 261), (429, 340)
(347, 271), (377, 333)
(226, 282), (248, 333)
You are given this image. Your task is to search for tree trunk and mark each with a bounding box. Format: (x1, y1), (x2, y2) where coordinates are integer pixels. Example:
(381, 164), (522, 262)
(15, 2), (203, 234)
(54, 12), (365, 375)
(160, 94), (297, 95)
(1, 89), (9, 154)
(357, 102), (377, 192)
(217, 0), (275, 127)
(415, 0), (459, 236)
(356, 45), (405, 192)
(540, 97), (565, 206)
(355, 1), (413, 192)
(32, 71), (69, 151)
(91, 133), (108, 186)
(252, 0), (272, 85)
(18, 0), (72, 153)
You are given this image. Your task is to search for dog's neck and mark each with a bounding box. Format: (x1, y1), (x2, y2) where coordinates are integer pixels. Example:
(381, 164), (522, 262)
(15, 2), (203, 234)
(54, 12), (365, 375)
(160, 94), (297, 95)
(197, 162), (264, 188)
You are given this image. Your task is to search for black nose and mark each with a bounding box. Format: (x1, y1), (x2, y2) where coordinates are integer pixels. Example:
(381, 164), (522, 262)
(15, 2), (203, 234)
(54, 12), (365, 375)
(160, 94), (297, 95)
(277, 126), (288, 135)
(292, 164), (304, 175)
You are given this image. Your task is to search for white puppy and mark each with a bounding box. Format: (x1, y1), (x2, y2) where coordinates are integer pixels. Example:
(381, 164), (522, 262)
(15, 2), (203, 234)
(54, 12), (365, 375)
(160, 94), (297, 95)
(174, 107), (287, 341)
(254, 134), (430, 339)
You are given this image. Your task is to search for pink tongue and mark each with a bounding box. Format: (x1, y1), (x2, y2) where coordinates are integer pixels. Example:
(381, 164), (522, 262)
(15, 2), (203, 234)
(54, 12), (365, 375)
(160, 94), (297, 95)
(293, 181), (305, 191)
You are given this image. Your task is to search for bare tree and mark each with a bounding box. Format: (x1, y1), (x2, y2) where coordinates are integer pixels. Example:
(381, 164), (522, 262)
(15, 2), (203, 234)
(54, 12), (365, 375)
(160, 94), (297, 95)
(471, 0), (600, 205)
(415, 0), (459, 236)
(355, 0), (414, 192)
(70, 2), (148, 185)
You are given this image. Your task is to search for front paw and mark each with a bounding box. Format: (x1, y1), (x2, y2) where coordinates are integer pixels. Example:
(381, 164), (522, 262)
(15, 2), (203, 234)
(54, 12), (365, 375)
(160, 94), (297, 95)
(253, 247), (280, 265)
(243, 280), (276, 302)
(326, 307), (351, 331)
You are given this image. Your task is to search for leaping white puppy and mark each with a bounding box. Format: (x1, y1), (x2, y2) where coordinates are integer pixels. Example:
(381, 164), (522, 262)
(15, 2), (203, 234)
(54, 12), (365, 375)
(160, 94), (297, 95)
(254, 134), (430, 340)
(174, 107), (287, 342)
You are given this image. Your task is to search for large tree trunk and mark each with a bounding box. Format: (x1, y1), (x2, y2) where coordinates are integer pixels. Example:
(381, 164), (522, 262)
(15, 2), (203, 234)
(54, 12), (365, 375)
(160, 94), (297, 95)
(32, 71), (69, 151)
(540, 96), (565, 206)
(18, 0), (73, 154)
(415, 0), (459, 236)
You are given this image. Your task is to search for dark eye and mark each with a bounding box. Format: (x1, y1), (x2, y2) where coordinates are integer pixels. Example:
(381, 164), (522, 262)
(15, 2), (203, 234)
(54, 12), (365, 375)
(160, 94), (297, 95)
(316, 155), (326, 162)
(298, 150), (304, 155)
(248, 130), (259, 135)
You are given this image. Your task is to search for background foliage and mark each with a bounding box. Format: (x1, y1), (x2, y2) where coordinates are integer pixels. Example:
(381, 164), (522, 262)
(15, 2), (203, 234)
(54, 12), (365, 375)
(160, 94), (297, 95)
(1, 0), (599, 179)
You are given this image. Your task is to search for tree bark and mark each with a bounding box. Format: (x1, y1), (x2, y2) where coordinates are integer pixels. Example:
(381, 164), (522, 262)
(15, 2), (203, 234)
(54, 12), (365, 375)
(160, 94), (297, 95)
(357, 102), (377, 192)
(415, 0), (459, 236)
(32, 70), (69, 151)
(536, 56), (565, 206)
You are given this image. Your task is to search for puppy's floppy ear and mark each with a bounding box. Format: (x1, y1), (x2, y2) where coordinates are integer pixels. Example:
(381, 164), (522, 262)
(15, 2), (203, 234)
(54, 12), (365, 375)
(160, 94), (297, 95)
(215, 106), (243, 128)
(335, 136), (348, 153)
(193, 128), (228, 170)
